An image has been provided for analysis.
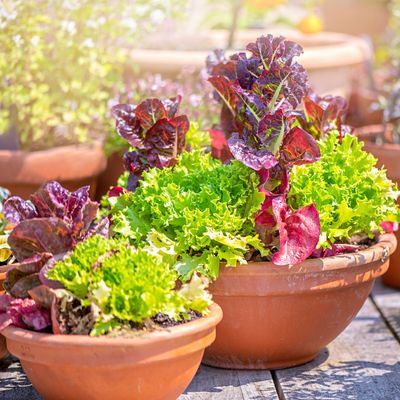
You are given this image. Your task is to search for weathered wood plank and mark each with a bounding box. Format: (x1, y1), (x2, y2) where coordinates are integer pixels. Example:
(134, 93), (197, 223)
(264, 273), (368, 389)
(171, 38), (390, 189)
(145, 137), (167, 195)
(179, 366), (278, 400)
(371, 279), (400, 340)
(275, 298), (400, 400)
(0, 357), (41, 400)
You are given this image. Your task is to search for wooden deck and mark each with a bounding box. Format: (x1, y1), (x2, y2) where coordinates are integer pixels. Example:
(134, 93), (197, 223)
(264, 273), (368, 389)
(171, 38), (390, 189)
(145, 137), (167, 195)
(1, 279), (399, 400)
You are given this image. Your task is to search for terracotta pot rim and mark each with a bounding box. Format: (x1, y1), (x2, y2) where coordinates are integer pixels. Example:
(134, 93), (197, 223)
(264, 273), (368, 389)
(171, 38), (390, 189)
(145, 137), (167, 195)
(222, 233), (396, 275)
(132, 29), (370, 71)
(0, 141), (104, 157)
(2, 303), (222, 347)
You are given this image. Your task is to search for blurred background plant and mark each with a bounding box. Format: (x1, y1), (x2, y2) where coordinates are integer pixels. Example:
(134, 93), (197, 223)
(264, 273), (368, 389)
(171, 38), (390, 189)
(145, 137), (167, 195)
(0, 0), (184, 151)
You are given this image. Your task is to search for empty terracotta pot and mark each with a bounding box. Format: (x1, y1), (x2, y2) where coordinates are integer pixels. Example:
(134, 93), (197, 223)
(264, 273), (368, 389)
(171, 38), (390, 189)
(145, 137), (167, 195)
(0, 143), (106, 198)
(2, 303), (222, 400)
(203, 234), (396, 370)
(356, 126), (400, 289)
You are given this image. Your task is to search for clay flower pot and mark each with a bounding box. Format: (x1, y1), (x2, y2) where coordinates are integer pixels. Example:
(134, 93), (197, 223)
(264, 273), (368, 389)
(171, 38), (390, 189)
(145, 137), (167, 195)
(203, 234), (396, 369)
(356, 126), (400, 289)
(0, 143), (106, 198)
(2, 303), (222, 400)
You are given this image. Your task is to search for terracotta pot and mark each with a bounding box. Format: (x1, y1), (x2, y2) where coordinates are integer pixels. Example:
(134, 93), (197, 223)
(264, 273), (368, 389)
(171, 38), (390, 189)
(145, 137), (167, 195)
(0, 143), (106, 198)
(95, 150), (125, 201)
(356, 125), (400, 288)
(346, 89), (383, 128)
(2, 303), (222, 400)
(321, 0), (389, 39)
(203, 234), (396, 369)
(131, 30), (371, 97)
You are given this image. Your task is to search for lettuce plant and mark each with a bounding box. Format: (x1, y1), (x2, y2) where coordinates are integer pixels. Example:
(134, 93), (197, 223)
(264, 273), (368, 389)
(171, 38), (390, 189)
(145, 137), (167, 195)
(2, 182), (108, 298)
(207, 35), (322, 265)
(0, 187), (12, 264)
(46, 235), (211, 336)
(289, 132), (400, 254)
(112, 97), (190, 191)
(108, 150), (266, 279)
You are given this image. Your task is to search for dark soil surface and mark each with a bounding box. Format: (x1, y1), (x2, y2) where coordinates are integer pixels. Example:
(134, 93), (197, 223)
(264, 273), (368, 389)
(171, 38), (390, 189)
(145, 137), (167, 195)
(151, 310), (202, 328)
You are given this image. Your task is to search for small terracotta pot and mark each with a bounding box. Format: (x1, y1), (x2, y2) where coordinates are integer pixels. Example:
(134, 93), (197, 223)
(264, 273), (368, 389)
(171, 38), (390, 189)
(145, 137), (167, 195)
(203, 234), (396, 369)
(356, 126), (400, 288)
(0, 143), (106, 198)
(2, 303), (222, 400)
(95, 150), (125, 201)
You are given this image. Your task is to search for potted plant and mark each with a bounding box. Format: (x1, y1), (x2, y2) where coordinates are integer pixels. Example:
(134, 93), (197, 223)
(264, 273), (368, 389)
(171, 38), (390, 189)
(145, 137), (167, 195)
(0, 181), (221, 399)
(107, 34), (399, 369)
(0, 1), (181, 198)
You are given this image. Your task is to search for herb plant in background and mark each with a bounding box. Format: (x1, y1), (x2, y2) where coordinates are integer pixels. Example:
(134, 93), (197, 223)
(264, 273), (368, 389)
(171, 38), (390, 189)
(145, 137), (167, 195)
(0, 0), (183, 151)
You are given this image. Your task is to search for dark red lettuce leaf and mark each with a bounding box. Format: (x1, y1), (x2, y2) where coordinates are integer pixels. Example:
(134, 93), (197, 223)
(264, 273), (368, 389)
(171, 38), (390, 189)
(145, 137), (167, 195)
(280, 126), (321, 165)
(210, 129), (233, 163)
(301, 94), (351, 139)
(113, 96), (190, 191)
(8, 218), (72, 262)
(206, 49), (236, 80)
(135, 98), (168, 130)
(271, 196), (320, 265)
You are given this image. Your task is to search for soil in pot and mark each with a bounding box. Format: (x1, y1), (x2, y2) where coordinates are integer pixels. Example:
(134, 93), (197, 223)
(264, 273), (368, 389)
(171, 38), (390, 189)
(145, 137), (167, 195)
(2, 303), (222, 400)
(203, 234), (396, 369)
(356, 125), (400, 289)
(0, 143), (106, 198)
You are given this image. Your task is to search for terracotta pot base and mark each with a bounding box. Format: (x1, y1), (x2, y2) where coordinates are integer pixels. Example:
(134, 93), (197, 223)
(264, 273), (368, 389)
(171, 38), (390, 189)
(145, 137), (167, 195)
(204, 235), (396, 370)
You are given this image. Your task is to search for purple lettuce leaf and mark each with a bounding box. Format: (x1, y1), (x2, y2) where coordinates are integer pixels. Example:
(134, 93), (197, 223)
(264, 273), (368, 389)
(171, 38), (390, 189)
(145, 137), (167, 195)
(111, 103), (144, 148)
(4, 197), (37, 224)
(135, 98), (168, 130)
(228, 133), (278, 171)
(210, 129), (233, 163)
(311, 243), (360, 258)
(206, 49), (236, 80)
(0, 295), (50, 331)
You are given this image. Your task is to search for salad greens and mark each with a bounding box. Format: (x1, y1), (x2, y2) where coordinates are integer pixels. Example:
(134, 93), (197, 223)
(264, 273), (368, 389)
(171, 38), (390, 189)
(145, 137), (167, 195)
(48, 235), (211, 336)
(108, 150), (266, 279)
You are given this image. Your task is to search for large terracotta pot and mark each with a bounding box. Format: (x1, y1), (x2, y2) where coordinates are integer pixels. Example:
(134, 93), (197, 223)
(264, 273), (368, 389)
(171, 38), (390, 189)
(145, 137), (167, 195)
(2, 303), (222, 400)
(356, 125), (400, 288)
(0, 143), (106, 198)
(203, 234), (396, 369)
(131, 30), (371, 97)
(95, 150), (125, 200)
(346, 89), (383, 128)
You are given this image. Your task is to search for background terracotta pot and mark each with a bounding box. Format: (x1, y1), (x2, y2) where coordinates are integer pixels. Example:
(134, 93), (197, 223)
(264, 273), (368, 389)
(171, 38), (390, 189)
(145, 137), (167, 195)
(131, 30), (371, 98)
(0, 143), (106, 198)
(203, 234), (396, 370)
(356, 126), (400, 288)
(95, 150), (125, 200)
(2, 303), (222, 400)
